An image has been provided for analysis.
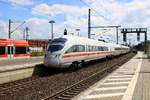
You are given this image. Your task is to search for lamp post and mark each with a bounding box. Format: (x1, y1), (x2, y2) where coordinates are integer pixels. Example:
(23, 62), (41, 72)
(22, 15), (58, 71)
(49, 20), (55, 39)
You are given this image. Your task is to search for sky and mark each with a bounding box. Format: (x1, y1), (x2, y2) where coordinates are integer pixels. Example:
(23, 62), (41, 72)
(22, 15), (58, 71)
(0, 0), (150, 45)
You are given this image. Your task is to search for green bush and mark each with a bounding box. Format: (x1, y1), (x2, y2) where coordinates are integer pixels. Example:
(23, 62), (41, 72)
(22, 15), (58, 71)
(31, 52), (45, 56)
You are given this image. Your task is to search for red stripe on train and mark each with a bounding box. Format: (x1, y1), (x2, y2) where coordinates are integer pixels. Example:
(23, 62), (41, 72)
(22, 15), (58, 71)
(63, 51), (112, 58)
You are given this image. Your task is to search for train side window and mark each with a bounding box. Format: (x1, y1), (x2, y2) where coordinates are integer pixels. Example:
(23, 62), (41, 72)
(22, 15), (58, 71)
(72, 45), (78, 52)
(96, 46), (99, 51)
(103, 47), (106, 51)
(78, 45), (85, 52)
(104, 47), (108, 51)
(93, 46), (98, 51)
(15, 47), (26, 54)
(65, 45), (77, 53)
(87, 46), (90, 51)
(0, 46), (5, 54)
(101, 47), (104, 51)
(88, 46), (93, 52)
(98, 46), (102, 51)
(65, 45), (85, 53)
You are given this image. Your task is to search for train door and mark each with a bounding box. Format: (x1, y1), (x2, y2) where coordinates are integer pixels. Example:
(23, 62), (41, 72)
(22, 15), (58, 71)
(7, 44), (14, 59)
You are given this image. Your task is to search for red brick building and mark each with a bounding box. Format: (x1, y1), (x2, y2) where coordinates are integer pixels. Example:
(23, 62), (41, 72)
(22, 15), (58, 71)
(28, 39), (48, 52)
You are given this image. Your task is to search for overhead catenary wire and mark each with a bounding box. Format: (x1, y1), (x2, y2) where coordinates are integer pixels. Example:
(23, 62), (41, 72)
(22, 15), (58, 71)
(79, 0), (110, 21)
(45, 2), (82, 28)
(92, 0), (111, 16)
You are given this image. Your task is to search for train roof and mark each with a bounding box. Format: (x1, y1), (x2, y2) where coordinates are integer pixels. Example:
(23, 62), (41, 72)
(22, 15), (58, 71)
(0, 38), (29, 46)
(52, 35), (129, 48)
(61, 35), (108, 45)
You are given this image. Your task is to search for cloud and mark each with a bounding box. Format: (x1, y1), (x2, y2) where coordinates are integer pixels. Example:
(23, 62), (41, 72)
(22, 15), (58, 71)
(30, 0), (150, 44)
(32, 3), (88, 17)
(1, 0), (150, 44)
(8, 0), (33, 7)
(25, 18), (68, 39)
(0, 20), (8, 38)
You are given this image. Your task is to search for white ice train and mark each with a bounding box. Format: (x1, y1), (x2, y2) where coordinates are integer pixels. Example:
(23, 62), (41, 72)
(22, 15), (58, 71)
(44, 35), (130, 68)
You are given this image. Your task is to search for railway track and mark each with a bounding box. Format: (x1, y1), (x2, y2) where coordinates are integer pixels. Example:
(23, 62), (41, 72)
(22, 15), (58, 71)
(0, 65), (61, 95)
(0, 76), (40, 95)
(0, 53), (135, 100)
(42, 53), (135, 100)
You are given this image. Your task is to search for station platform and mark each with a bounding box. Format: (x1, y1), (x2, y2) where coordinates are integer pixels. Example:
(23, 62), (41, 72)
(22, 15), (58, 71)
(72, 52), (149, 100)
(0, 57), (43, 84)
(0, 57), (43, 72)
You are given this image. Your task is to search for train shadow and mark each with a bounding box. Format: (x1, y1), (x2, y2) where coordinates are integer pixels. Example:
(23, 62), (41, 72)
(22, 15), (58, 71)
(34, 58), (108, 76)
(32, 64), (71, 77)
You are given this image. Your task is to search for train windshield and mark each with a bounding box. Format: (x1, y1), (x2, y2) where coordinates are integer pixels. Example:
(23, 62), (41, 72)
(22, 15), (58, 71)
(48, 38), (67, 52)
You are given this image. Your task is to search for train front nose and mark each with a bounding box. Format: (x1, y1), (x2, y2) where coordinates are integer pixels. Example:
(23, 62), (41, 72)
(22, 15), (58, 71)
(44, 53), (60, 67)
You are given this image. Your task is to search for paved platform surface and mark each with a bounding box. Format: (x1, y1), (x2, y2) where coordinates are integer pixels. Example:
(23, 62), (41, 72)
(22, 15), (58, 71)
(132, 56), (150, 100)
(0, 57), (43, 72)
(72, 52), (149, 100)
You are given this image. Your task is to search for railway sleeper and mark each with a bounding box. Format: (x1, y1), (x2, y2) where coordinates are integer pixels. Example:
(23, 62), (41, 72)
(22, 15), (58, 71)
(65, 91), (78, 95)
(71, 90), (81, 93)
(69, 89), (80, 93)
(74, 86), (82, 89)
(72, 88), (81, 91)
(57, 96), (71, 100)
(61, 94), (74, 97)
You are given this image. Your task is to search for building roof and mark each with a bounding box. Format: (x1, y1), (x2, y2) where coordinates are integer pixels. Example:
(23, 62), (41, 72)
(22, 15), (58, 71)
(0, 38), (29, 46)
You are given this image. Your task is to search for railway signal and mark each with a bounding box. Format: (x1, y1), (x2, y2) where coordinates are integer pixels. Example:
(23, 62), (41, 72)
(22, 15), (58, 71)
(137, 32), (140, 41)
(121, 28), (147, 53)
(123, 33), (127, 42)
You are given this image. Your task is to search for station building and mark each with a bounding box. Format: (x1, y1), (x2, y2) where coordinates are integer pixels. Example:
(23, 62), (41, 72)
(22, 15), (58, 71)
(28, 39), (48, 52)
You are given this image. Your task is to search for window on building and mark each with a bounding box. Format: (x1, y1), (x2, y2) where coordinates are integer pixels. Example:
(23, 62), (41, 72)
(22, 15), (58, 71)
(0, 46), (5, 54)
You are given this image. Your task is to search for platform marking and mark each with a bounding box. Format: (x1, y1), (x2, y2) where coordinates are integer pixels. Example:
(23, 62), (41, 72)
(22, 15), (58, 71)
(116, 69), (129, 71)
(106, 78), (132, 81)
(83, 93), (124, 100)
(95, 86), (127, 91)
(103, 81), (130, 85)
(109, 75), (133, 79)
(122, 53), (143, 100)
(114, 71), (135, 73)
(110, 73), (134, 76)
(73, 53), (142, 100)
